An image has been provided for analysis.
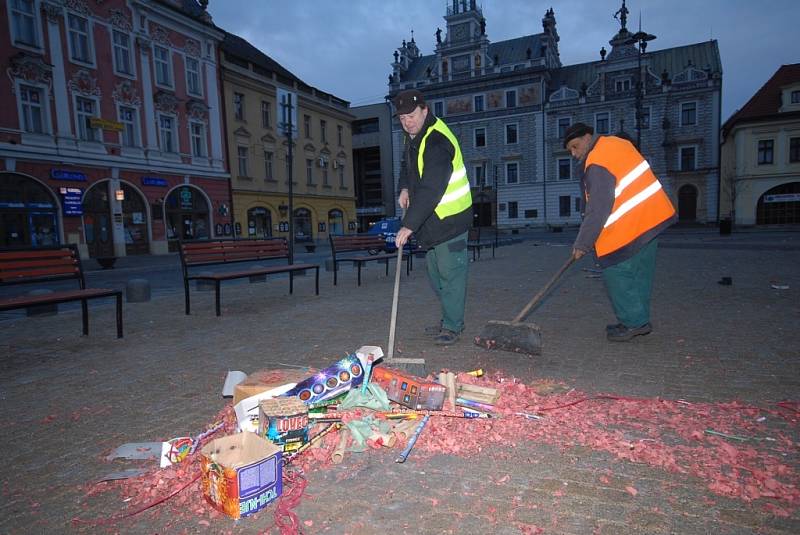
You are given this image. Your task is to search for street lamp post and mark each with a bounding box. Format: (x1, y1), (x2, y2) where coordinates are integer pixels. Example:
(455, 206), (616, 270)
(625, 30), (656, 149)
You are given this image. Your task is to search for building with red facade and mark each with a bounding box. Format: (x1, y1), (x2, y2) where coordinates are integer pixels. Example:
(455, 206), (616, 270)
(0, 0), (229, 257)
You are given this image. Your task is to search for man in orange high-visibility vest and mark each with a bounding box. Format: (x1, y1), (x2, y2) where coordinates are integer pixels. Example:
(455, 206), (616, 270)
(564, 123), (676, 342)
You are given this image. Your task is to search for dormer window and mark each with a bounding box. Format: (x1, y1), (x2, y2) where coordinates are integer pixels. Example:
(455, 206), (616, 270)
(792, 90), (800, 104)
(615, 78), (631, 92)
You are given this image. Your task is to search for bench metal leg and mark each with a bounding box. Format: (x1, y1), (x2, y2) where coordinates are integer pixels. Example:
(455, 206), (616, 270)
(492, 244), (496, 258)
(405, 254), (410, 276)
(184, 279), (191, 315)
(81, 299), (89, 335)
(116, 293), (123, 338)
(384, 258), (389, 278)
(357, 262), (362, 286)
(333, 260), (338, 285)
(289, 271), (294, 294)
(215, 281), (221, 317)
(315, 267), (319, 295)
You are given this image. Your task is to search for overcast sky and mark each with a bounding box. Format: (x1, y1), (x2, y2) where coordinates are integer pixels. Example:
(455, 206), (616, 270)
(208, 0), (799, 121)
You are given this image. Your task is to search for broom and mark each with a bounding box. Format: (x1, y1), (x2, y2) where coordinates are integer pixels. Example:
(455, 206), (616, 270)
(474, 255), (575, 355)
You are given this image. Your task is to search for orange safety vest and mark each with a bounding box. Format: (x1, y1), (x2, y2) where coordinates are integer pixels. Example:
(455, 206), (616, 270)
(584, 136), (675, 259)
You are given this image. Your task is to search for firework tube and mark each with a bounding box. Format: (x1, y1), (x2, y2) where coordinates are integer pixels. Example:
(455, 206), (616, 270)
(466, 368), (484, 377)
(361, 355), (374, 394)
(395, 414), (430, 463)
(284, 422), (340, 464)
(456, 397), (495, 413)
(189, 421), (225, 455)
(368, 430), (396, 448)
(331, 429), (349, 464)
(391, 418), (420, 440)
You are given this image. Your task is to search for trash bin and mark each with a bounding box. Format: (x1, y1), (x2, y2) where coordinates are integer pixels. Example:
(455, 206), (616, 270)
(719, 218), (732, 236)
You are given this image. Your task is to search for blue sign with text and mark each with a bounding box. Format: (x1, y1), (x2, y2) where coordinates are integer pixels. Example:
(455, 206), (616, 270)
(59, 187), (83, 216)
(51, 169), (87, 181)
(142, 177), (168, 187)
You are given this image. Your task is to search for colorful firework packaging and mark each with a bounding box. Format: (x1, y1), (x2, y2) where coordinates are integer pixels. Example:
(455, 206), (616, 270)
(199, 432), (283, 520)
(370, 366), (446, 410)
(258, 397), (309, 453)
(281, 348), (377, 405)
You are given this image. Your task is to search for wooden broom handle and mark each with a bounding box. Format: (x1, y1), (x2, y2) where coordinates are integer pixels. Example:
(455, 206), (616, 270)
(386, 220), (405, 362)
(512, 255), (576, 324)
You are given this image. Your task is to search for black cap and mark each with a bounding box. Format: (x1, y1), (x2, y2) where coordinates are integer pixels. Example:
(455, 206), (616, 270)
(563, 122), (594, 148)
(392, 90), (426, 115)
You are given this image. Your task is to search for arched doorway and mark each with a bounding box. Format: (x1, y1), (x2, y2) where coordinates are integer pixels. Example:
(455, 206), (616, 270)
(678, 184), (697, 222)
(165, 186), (210, 251)
(328, 209), (344, 235)
(247, 207), (272, 238)
(83, 182), (114, 258)
(293, 208), (312, 243)
(756, 182), (800, 224)
(121, 183), (149, 255)
(0, 173), (59, 248)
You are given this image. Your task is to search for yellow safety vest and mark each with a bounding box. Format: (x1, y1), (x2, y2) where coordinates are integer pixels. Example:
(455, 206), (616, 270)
(417, 119), (472, 219)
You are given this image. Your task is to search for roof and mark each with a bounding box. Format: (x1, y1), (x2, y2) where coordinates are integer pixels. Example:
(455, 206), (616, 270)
(401, 34), (545, 82)
(550, 40), (721, 95)
(155, 0), (215, 26)
(723, 63), (800, 133)
(220, 32), (350, 108)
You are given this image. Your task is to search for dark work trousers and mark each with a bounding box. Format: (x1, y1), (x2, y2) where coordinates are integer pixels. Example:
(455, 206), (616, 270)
(602, 238), (659, 328)
(425, 231), (469, 333)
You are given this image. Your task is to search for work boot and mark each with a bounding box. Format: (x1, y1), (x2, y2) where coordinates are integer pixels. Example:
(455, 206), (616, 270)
(606, 323), (624, 332)
(434, 329), (459, 345)
(424, 323), (443, 336)
(607, 323), (652, 342)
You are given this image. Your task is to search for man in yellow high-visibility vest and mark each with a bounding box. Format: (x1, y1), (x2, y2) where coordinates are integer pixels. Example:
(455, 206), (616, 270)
(393, 90), (473, 345)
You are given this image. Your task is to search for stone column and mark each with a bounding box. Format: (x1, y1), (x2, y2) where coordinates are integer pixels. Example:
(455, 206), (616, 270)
(42, 2), (71, 139)
(137, 37), (158, 152)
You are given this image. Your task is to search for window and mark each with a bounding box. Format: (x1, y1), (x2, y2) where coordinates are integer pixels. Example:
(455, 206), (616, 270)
(337, 124), (343, 146)
(557, 117), (571, 139)
(67, 13), (92, 64)
(559, 195), (571, 217)
(757, 139), (774, 165)
(474, 95), (484, 112)
(112, 30), (133, 76)
(305, 159), (314, 184)
(10, 0), (39, 47)
(505, 124), (518, 144)
(791, 90), (800, 104)
(474, 127), (486, 147)
(506, 90), (517, 108)
(19, 84), (45, 134)
(237, 146), (249, 176)
(322, 164), (329, 186)
(153, 46), (172, 87)
(507, 201), (518, 219)
(320, 120), (327, 143)
(679, 146), (696, 171)
(338, 164), (345, 188)
(158, 114), (175, 152)
(118, 105), (138, 147)
(639, 106), (651, 130)
(75, 97), (98, 141)
(303, 115), (311, 138)
(190, 121), (206, 157)
(232, 93), (246, 121)
(524, 209), (538, 218)
(434, 101), (444, 117)
(473, 165), (484, 187)
(506, 162), (518, 184)
(595, 112), (610, 134)
(680, 102), (697, 126)
(185, 57), (201, 96)
(264, 151), (274, 180)
(615, 79), (631, 92)
(790, 137), (800, 163)
(558, 158), (571, 180)
(261, 101), (271, 128)
(575, 197), (582, 213)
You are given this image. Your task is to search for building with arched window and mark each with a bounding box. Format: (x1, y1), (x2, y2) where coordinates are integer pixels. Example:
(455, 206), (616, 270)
(721, 64), (800, 226)
(0, 0), (230, 257)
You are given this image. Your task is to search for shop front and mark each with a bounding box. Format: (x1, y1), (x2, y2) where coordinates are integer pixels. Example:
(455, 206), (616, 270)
(165, 185), (211, 251)
(0, 173), (60, 248)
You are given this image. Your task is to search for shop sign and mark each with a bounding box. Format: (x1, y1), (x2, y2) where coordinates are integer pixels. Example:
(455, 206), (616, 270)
(215, 223), (224, 236)
(59, 187), (83, 216)
(51, 169), (87, 181)
(89, 117), (124, 131)
(278, 221), (289, 232)
(180, 188), (193, 209)
(348, 221), (356, 231)
(764, 193), (800, 203)
(223, 223), (232, 236)
(318, 222), (326, 232)
(142, 176), (168, 187)
(234, 222), (242, 235)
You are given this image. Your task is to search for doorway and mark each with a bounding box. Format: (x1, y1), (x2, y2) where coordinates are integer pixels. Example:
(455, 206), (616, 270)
(83, 183), (114, 258)
(678, 184), (697, 222)
(0, 173), (59, 248)
(247, 207), (272, 238)
(121, 183), (149, 255)
(165, 186), (210, 251)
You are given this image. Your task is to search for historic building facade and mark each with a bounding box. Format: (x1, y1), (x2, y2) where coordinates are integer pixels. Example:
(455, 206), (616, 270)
(220, 32), (356, 245)
(388, 1), (722, 229)
(350, 102), (395, 231)
(0, 0), (229, 257)
(720, 64), (800, 225)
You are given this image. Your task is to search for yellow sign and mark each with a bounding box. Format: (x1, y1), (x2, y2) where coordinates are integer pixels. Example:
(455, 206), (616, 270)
(89, 117), (124, 131)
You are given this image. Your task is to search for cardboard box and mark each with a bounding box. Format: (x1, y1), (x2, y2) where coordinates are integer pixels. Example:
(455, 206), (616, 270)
(371, 366), (445, 410)
(200, 432), (283, 519)
(258, 397), (309, 453)
(233, 369), (308, 405)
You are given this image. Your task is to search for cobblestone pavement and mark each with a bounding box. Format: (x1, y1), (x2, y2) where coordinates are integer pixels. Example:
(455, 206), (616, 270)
(1, 234), (798, 534)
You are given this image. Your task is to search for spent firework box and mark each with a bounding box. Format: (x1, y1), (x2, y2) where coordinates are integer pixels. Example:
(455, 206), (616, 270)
(370, 366), (446, 410)
(200, 432), (282, 519)
(258, 397), (309, 453)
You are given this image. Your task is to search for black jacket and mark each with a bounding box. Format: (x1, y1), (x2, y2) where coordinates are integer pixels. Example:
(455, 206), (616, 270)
(397, 112), (472, 248)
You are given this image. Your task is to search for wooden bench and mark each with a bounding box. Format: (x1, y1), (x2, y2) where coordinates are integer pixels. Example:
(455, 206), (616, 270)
(329, 234), (410, 286)
(467, 228), (496, 261)
(179, 238), (319, 316)
(0, 245), (123, 338)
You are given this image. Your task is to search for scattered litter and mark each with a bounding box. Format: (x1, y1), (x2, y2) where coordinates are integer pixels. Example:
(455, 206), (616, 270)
(770, 283), (789, 290)
(106, 442), (162, 462)
(221, 370), (247, 397)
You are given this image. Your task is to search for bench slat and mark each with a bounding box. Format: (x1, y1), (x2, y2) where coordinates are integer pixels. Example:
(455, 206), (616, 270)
(0, 288), (119, 310)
